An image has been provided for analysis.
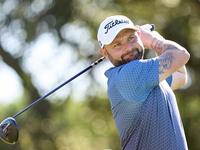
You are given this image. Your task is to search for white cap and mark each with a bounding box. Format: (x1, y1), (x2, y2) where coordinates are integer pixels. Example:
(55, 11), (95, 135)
(97, 15), (139, 48)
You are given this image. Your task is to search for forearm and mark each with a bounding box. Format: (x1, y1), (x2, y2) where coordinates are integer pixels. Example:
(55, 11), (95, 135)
(146, 36), (189, 83)
(138, 26), (188, 57)
(152, 37), (188, 89)
(149, 37), (187, 56)
(171, 66), (188, 90)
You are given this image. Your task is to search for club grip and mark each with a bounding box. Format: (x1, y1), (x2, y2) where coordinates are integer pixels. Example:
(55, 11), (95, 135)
(150, 24), (155, 31)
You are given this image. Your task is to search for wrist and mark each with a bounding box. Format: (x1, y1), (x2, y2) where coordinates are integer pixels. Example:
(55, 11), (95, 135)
(149, 37), (164, 56)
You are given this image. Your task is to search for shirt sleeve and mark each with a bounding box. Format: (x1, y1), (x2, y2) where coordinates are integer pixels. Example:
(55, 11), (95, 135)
(166, 75), (173, 87)
(115, 58), (159, 102)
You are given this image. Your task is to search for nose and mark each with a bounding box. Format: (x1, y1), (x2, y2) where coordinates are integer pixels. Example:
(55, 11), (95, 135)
(123, 41), (133, 53)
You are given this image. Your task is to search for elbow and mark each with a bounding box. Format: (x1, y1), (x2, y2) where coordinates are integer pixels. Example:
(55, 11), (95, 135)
(178, 66), (188, 89)
(183, 48), (190, 63)
(180, 73), (188, 89)
(182, 73), (188, 87)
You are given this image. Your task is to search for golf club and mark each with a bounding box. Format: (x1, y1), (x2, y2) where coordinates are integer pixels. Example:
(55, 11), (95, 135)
(0, 56), (105, 144)
(0, 24), (155, 145)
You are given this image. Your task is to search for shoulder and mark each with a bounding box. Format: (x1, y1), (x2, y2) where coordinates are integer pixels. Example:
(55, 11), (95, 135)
(105, 58), (159, 79)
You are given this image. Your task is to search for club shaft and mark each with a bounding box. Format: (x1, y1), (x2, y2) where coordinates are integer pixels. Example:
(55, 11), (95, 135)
(13, 57), (105, 118)
(12, 24), (155, 118)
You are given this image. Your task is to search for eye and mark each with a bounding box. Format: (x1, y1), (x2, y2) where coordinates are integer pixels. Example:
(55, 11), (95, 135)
(129, 36), (135, 41)
(114, 43), (121, 47)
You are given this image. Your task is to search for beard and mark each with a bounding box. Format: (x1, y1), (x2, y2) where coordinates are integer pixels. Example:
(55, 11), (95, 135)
(105, 47), (144, 67)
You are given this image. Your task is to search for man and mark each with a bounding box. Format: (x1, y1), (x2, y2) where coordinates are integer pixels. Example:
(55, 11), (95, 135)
(97, 15), (190, 150)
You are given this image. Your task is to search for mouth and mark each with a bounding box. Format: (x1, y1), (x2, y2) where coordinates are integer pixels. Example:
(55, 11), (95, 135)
(122, 50), (138, 61)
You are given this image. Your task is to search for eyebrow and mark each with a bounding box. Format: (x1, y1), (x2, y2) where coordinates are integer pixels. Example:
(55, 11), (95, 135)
(111, 31), (137, 44)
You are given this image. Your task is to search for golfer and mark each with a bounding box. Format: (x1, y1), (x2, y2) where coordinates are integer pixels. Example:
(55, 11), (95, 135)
(97, 15), (190, 150)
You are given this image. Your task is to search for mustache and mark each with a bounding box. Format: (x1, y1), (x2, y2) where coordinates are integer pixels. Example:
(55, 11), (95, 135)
(121, 48), (139, 59)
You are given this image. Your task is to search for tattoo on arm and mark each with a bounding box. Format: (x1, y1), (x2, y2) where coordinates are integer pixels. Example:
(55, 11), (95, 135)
(150, 39), (163, 55)
(158, 52), (175, 74)
(150, 39), (179, 56)
(164, 44), (178, 50)
(151, 39), (181, 74)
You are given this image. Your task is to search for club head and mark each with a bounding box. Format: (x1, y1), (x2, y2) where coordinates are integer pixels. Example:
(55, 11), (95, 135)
(0, 117), (18, 144)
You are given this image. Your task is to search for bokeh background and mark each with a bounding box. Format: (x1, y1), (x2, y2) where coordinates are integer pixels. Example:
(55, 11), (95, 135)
(0, 0), (200, 149)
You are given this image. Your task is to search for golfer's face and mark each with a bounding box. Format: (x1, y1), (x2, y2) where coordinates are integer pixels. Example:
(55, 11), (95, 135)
(104, 29), (144, 67)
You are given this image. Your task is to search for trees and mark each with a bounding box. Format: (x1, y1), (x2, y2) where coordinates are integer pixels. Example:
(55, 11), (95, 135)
(0, 0), (200, 149)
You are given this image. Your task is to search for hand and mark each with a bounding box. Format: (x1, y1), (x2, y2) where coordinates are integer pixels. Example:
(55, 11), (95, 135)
(140, 24), (164, 39)
(136, 24), (164, 49)
(135, 25), (154, 49)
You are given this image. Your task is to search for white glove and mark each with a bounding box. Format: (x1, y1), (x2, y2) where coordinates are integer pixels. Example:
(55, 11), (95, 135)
(140, 24), (164, 40)
(140, 24), (153, 32)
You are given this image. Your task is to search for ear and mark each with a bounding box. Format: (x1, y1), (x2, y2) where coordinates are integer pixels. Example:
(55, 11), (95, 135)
(136, 30), (141, 37)
(99, 48), (109, 60)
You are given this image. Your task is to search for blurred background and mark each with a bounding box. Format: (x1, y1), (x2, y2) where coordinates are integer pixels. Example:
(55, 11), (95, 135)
(0, 0), (199, 149)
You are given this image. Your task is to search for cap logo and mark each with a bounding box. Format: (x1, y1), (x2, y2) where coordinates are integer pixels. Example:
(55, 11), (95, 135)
(104, 19), (129, 34)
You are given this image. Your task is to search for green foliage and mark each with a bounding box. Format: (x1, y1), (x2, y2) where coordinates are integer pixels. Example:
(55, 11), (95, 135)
(0, 97), (120, 150)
